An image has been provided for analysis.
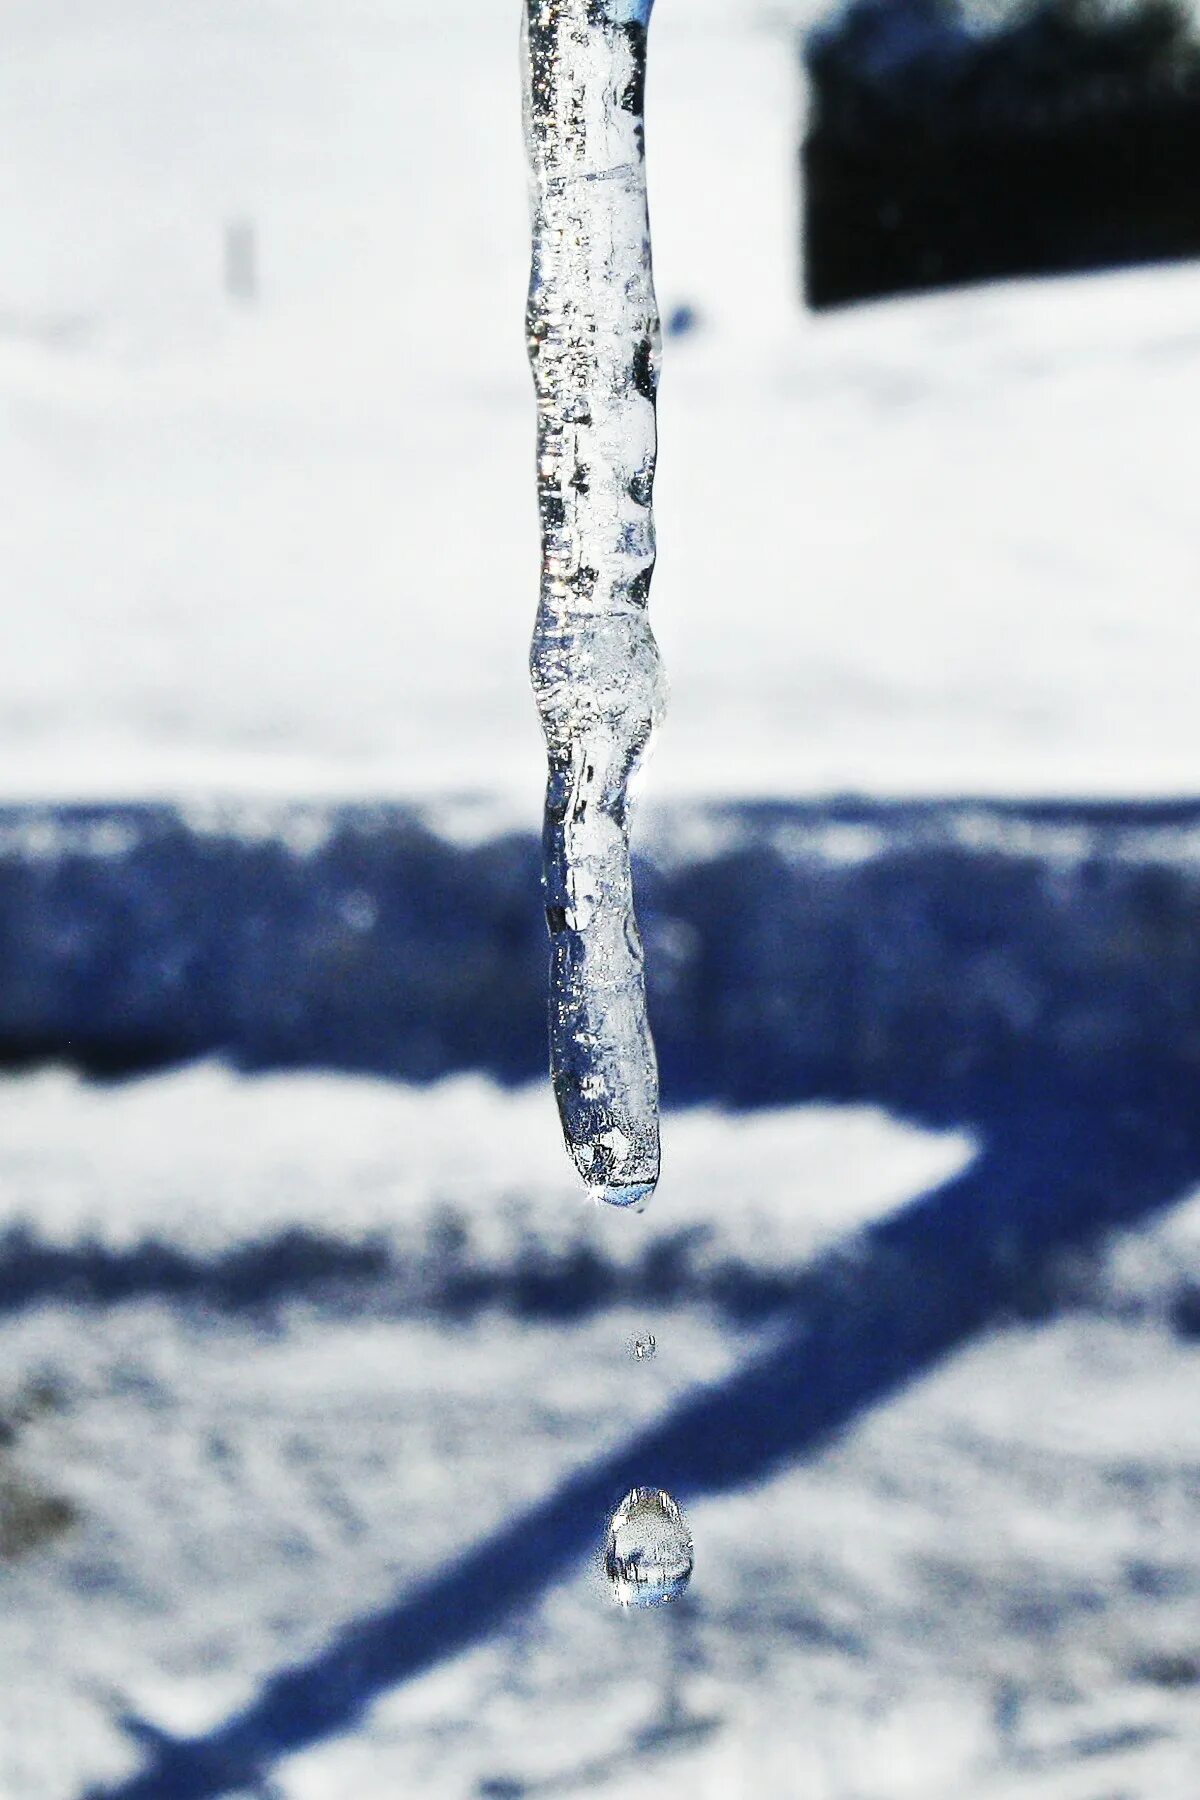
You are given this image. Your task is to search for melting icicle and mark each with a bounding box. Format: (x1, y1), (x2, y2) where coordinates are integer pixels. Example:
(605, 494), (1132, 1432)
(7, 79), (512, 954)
(523, 0), (665, 1209)
(604, 1485), (693, 1608)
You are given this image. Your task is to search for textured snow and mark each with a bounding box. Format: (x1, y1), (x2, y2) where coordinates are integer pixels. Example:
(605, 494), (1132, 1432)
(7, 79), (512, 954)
(1, 1072), (1200, 1797)
(275, 1317), (1200, 1800)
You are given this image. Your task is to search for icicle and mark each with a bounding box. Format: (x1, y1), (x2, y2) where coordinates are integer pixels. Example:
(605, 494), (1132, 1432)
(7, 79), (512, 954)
(523, 0), (665, 1209)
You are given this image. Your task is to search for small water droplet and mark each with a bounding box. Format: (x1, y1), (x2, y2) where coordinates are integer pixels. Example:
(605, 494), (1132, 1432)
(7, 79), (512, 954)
(604, 1486), (693, 1608)
(590, 1177), (655, 1211)
(631, 1332), (656, 1360)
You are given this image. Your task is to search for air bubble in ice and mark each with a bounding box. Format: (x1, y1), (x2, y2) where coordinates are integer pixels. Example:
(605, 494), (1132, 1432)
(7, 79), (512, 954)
(604, 1486), (693, 1608)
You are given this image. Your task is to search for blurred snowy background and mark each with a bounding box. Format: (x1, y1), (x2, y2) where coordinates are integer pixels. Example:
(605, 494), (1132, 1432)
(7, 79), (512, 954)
(4, 1), (1200, 1796)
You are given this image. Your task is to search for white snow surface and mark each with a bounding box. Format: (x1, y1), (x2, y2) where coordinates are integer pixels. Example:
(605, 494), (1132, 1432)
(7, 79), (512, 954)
(0, 1062), (973, 1268)
(1, 0), (1198, 804)
(2, 1070), (1200, 1796)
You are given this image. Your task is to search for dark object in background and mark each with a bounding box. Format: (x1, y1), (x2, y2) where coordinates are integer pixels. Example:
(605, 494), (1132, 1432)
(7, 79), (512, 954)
(664, 301), (700, 337)
(802, 0), (1200, 309)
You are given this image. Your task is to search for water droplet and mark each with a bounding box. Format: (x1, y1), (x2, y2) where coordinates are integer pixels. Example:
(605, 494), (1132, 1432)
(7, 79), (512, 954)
(631, 1332), (656, 1360)
(604, 1486), (693, 1608)
(590, 1177), (655, 1211)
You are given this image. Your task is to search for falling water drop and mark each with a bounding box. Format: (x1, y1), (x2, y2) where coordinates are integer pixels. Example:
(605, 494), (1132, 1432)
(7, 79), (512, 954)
(604, 1486), (693, 1608)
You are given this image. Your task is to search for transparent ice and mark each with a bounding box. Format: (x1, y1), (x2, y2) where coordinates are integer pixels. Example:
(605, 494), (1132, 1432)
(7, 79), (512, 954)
(604, 1485), (693, 1608)
(523, 0), (665, 1209)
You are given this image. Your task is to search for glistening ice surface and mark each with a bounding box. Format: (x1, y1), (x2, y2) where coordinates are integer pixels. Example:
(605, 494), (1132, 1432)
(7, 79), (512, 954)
(523, 0), (665, 1207)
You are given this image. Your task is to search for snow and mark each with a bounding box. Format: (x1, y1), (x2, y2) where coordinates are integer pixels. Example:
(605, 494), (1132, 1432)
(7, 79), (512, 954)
(2, 1071), (1200, 1798)
(1, 0), (1198, 803)
(0, 1061), (973, 1273)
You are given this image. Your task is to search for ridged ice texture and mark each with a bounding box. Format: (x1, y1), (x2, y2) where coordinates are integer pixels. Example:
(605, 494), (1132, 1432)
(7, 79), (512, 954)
(523, 0), (665, 1209)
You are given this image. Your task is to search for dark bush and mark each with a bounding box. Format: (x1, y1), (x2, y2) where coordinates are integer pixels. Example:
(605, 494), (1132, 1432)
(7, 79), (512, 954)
(803, 0), (1200, 307)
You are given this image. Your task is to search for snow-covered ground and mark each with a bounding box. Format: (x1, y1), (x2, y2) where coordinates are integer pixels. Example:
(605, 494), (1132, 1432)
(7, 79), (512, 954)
(1, 0), (1199, 801)
(2, 1070), (1200, 1798)
(0, 1063), (972, 1264)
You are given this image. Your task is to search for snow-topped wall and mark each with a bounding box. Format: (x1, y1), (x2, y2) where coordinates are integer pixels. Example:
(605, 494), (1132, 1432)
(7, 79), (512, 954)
(2, 800), (1199, 1137)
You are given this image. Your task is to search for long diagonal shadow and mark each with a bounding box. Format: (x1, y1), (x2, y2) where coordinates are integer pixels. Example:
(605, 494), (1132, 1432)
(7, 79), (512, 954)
(87, 1087), (1200, 1800)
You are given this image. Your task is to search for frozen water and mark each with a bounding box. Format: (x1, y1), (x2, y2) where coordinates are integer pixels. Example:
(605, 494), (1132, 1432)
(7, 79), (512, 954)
(604, 1486), (693, 1609)
(523, 0), (665, 1207)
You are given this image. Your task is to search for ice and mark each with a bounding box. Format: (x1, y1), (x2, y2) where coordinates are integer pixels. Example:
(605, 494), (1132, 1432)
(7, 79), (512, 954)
(523, 0), (665, 1207)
